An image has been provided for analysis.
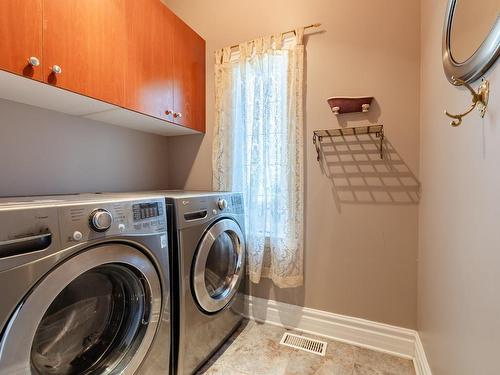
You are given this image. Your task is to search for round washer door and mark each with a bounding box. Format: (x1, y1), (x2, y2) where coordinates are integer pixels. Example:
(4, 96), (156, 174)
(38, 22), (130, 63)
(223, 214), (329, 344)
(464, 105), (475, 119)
(0, 244), (162, 375)
(192, 218), (245, 313)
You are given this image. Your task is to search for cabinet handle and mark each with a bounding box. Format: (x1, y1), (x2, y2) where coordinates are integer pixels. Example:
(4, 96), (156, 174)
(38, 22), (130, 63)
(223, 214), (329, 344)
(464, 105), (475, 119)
(165, 110), (172, 115)
(28, 57), (40, 67)
(51, 65), (62, 74)
(173, 112), (182, 119)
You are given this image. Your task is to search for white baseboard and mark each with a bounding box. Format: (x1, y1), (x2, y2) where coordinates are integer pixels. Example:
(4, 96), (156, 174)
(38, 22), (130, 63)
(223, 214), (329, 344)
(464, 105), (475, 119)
(413, 333), (432, 375)
(242, 295), (431, 375)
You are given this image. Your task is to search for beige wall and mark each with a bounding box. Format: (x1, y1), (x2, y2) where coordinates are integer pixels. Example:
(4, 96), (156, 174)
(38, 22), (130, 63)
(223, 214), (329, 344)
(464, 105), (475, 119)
(419, 0), (500, 374)
(164, 0), (420, 328)
(0, 99), (169, 196)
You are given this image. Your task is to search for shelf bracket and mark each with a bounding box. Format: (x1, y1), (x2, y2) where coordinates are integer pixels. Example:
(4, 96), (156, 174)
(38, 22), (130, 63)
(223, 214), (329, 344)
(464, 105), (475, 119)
(313, 133), (322, 161)
(375, 129), (384, 159)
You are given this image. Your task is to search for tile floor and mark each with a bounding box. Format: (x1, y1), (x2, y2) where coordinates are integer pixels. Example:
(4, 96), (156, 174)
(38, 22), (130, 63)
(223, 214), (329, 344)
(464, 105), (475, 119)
(197, 320), (416, 375)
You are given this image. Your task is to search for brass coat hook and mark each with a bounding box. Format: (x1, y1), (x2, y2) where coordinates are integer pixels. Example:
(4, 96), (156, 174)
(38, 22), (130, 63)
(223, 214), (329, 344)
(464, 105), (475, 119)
(445, 77), (489, 127)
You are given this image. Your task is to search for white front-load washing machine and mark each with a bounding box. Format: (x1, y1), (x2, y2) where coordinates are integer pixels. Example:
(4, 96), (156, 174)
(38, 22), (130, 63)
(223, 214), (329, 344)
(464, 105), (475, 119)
(0, 194), (171, 375)
(164, 192), (246, 375)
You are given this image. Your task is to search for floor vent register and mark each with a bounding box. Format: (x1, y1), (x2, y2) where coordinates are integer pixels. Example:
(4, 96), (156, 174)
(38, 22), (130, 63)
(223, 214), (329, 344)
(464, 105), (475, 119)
(279, 332), (327, 356)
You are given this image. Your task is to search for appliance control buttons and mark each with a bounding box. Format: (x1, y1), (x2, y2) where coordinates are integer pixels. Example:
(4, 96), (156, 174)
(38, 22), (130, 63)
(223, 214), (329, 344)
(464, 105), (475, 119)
(89, 209), (113, 232)
(160, 235), (167, 249)
(72, 231), (83, 241)
(217, 199), (228, 211)
(118, 223), (125, 232)
(212, 209), (218, 215)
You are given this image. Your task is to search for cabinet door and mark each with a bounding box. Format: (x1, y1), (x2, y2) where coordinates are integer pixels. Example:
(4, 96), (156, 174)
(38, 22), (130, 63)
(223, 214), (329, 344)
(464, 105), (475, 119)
(172, 18), (206, 132)
(42, 0), (126, 106)
(124, 0), (174, 121)
(0, 0), (43, 80)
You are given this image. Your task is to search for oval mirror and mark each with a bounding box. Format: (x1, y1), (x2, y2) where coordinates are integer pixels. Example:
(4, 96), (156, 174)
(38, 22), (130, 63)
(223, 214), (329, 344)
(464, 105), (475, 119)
(443, 0), (500, 84)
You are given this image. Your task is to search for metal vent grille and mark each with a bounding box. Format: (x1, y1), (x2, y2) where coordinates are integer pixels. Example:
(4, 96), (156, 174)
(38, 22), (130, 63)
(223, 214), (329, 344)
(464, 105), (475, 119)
(280, 332), (327, 356)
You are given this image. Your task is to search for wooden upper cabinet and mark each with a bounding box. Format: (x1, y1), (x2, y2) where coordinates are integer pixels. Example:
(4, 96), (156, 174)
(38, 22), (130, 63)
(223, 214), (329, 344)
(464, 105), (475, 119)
(124, 0), (175, 121)
(172, 17), (206, 132)
(0, 0), (43, 81)
(0, 0), (205, 134)
(42, 0), (127, 106)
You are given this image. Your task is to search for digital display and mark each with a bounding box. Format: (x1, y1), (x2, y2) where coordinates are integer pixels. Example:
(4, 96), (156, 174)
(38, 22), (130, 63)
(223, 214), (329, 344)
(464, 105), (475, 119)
(133, 202), (160, 221)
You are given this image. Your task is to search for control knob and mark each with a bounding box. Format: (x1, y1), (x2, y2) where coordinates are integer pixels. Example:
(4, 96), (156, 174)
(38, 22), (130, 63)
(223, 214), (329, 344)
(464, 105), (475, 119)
(217, 199), (228, 211)
(89, 209), (113, 232)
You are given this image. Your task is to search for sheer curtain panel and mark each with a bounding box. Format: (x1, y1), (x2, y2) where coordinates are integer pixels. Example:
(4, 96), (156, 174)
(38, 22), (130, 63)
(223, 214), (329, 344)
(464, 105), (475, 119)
(213, 29), (304, 288)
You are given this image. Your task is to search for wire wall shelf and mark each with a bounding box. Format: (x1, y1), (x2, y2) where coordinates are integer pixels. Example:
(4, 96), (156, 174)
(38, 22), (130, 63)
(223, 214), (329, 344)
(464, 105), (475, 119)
(313, 125), (384, 161)
(312, 124), (420, 207)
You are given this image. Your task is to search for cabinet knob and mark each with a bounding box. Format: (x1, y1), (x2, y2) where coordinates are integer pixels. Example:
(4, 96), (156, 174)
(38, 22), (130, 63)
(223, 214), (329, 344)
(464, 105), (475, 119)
(165, 110), (172, 115)
(28, 57), (40, 67)
(51, 65), (62, 74)
(173, 112), (182, 119)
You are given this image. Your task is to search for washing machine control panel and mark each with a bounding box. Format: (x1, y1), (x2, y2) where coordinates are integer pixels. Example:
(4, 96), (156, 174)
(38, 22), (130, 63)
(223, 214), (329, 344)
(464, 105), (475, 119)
(59, 198), (166, 245)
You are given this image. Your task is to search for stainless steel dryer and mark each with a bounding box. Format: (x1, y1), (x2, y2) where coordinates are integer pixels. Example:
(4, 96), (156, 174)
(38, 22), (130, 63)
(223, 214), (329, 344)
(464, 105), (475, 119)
(0, 194), (171, 375)
(165, 192), (245, 375)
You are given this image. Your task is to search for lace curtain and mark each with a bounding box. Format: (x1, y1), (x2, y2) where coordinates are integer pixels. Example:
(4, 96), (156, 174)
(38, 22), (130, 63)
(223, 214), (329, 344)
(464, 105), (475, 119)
(213, 29), (304, 288)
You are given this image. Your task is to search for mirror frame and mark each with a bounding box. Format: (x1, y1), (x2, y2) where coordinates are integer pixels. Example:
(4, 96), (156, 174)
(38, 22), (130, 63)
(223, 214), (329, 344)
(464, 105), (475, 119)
(443, 0), (500, 84)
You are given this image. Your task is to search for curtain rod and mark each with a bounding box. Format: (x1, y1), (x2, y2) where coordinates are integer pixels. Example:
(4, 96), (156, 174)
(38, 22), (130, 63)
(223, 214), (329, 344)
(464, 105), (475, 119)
(228, 23), (321, 50)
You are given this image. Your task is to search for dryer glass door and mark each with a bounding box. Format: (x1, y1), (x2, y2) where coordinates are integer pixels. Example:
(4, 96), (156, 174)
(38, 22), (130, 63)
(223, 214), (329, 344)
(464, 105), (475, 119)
(193, 219), (245, 313)
(0, 244), (162, 375)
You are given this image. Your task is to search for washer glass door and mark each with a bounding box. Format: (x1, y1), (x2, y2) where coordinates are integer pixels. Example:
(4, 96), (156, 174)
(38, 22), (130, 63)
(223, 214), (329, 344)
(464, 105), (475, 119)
(32, 264), (146, 374)
(193, 219), (245, 313)
(0, 244), (162, 375)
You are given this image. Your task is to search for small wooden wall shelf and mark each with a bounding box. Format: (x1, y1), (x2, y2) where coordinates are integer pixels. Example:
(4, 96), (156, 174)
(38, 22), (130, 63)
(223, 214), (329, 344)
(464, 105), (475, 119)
(313, 124), (384, 161)
(327, 96), (374, 115)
